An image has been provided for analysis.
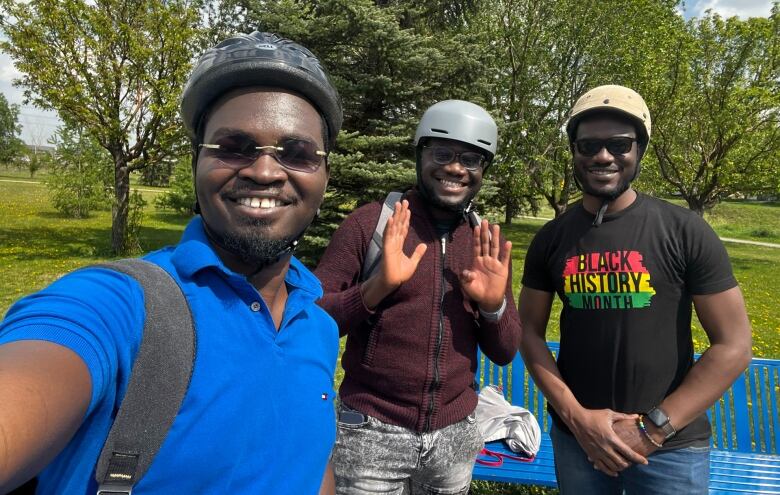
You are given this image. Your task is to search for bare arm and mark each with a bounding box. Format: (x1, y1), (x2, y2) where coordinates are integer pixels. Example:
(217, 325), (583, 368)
(0, 340), (91, 492)
(318, 461), (335, 495)
(622, 286), (752, 446)
(518, 287), (646, 476)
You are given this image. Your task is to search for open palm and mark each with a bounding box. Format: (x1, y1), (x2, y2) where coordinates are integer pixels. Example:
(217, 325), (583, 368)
(460, 220), (512, 311)
(380, 200), (427, 288)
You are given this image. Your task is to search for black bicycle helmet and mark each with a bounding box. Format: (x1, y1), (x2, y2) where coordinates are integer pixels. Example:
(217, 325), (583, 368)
(180, 31), (343, 147)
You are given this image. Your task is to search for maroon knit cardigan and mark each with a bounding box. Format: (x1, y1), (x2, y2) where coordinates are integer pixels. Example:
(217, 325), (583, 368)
(315, 191), (521, 432)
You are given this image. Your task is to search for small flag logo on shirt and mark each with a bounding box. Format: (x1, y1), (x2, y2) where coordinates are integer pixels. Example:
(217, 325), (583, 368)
(321, 393), (328, 400)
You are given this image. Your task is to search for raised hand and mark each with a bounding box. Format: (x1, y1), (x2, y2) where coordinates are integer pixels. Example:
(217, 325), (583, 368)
(460, 219), (512, 312)
(360, 200), (427, 310)
(379, 200), (427, 288)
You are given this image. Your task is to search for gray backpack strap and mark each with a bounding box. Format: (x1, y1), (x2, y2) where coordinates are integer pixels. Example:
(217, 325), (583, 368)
(93, 259), (196, 495)
(361, 191), (403, 282)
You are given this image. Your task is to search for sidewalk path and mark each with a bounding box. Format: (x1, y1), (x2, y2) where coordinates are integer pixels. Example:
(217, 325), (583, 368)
(519, 215), (780, 249)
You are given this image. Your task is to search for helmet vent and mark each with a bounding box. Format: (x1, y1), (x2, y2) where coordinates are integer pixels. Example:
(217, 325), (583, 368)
(477, 139), (492, 146)
(430, 128), (449, 134)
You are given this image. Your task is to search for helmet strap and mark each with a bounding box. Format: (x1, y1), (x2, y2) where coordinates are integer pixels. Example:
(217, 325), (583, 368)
(248, 239), (298, 278)
(592, 200), (610, 227)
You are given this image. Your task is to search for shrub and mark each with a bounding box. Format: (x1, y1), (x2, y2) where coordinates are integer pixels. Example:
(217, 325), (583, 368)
(155, 156), (195, 215)
(46, 125), (112, 218)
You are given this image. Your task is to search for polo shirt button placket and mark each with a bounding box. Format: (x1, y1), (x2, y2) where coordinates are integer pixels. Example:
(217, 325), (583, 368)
(250, 301), (262, 312)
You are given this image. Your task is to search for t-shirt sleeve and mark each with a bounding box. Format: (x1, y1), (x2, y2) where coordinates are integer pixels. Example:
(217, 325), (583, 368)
(683, 215), (738, 295)
(0, 268), (145, 415)
(521, 225), (556, 293)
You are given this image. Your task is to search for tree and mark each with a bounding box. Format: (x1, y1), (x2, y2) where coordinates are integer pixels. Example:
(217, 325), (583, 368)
(213, 0), (492, 262)
(472, 0), (684, 219)
(0, 0), (201, 253)
(649, 9), (780, 214)
(46, 123), (112, 218)
(0, 93), (24, 165)
(155, 156), (197, 215)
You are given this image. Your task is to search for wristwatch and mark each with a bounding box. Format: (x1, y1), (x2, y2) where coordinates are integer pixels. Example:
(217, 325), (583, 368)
(646, 406), (677, 440)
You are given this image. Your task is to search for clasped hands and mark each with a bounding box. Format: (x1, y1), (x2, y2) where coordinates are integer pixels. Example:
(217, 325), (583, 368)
(371, 200), (511, 312)
(570, 408), (664, 477)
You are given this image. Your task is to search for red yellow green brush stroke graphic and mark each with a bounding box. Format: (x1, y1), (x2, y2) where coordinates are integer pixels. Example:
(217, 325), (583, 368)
(562, 251), (656, 310)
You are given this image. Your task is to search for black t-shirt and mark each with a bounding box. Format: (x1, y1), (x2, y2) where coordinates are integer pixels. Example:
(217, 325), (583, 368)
(522, 193), (737, 449)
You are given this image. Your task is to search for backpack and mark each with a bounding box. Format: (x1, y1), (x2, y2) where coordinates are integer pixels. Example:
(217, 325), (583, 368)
(9, 259), (195, 495)
(360, 191), (403, 281)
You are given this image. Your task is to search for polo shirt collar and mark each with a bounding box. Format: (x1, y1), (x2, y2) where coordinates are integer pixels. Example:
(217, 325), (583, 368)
(170, 217), (322, 300)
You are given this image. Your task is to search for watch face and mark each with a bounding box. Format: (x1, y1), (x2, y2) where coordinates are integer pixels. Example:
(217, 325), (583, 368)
(647, 407), (669, 426)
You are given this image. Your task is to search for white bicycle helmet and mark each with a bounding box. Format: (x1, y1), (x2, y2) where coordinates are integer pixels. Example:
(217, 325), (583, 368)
(414, 100), (498, 160)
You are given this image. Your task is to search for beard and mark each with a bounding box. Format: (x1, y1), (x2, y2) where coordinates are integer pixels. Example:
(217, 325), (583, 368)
(574, 166), (632, 201)
(416, 168), (479, 214)
(209, 217), (297, 268)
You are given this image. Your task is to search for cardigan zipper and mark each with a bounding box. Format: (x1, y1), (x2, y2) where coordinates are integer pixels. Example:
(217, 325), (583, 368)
(425, 235), (447, 432)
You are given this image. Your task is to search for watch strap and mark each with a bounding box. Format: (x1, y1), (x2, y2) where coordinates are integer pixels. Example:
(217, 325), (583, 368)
(647, 406), (677, 439)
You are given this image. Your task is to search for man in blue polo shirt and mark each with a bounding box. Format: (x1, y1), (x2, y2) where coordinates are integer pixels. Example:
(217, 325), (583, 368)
(0, 32), (342, 494)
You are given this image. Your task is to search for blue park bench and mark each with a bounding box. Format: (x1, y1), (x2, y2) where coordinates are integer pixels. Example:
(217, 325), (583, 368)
(473, 342), (780, 494)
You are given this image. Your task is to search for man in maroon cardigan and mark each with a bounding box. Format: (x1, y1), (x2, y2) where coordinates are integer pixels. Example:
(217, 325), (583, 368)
(315, 100), (522, 494)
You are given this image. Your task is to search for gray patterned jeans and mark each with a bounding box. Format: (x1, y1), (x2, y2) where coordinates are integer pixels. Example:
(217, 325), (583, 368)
(332, 404), (484, 494)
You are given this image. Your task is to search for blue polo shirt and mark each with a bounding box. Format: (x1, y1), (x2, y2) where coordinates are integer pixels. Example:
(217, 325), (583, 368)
(0, 217), (339, 494)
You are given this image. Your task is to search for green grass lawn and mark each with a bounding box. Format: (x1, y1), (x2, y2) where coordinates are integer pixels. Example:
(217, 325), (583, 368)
(0, 176), (190, 314)
(1, 177), (777, 357)
(1, 177), (777, 495)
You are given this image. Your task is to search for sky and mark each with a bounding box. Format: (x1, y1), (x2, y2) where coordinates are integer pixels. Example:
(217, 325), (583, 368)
(1, 0), (776, 145)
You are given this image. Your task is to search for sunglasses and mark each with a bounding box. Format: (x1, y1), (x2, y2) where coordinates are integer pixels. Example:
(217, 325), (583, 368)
(574, 137), (636, 157)
(424, 145), (486, 171)
(199, 135), (327, 173)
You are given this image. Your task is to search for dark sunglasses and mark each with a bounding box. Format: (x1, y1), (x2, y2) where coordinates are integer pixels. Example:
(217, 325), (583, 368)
(424, 145), (486, 171)
(574, 137), (636, 157)
(199, 136), (327, 173)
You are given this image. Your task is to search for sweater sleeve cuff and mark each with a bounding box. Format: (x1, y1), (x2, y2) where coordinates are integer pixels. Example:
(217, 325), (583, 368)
(477, 309), (520, 365)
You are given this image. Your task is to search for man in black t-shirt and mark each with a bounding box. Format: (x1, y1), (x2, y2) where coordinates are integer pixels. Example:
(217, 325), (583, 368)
(518, 85), (752, 494)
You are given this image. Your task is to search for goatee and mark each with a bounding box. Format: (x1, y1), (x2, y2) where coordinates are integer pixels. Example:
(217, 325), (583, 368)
(211, 218), (294, 267)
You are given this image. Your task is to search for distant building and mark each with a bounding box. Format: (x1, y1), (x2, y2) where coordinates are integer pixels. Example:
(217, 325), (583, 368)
(25, 143), (56, 155)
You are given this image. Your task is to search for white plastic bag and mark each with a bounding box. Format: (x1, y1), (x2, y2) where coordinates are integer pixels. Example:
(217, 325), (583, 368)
(475, 385), (541, 456)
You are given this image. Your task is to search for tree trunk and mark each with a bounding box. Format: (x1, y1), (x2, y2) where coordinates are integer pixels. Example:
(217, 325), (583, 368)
(111, 154), (130, 254)
(685, 196), (705, 216)
(504, 199), (515, 224)
(553, 201), (567, 217)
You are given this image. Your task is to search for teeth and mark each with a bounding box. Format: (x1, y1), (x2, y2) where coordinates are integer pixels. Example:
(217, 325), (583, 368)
(237, 197), (284, 209)
(439, 179), (464, 188)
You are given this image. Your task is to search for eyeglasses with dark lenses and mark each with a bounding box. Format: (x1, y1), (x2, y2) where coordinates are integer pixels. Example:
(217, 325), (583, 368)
(199, 136), (327, 173)
(424, 145), (486, 171)
(574, 137), (636, 157)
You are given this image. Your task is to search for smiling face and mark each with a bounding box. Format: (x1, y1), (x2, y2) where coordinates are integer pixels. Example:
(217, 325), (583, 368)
(572, 116), (639, 211)
(417, 137), (484, 218)
(195, 87), (328, 272)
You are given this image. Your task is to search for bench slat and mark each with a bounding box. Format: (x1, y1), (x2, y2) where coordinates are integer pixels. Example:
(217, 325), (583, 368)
(473, 344), (780, 493)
